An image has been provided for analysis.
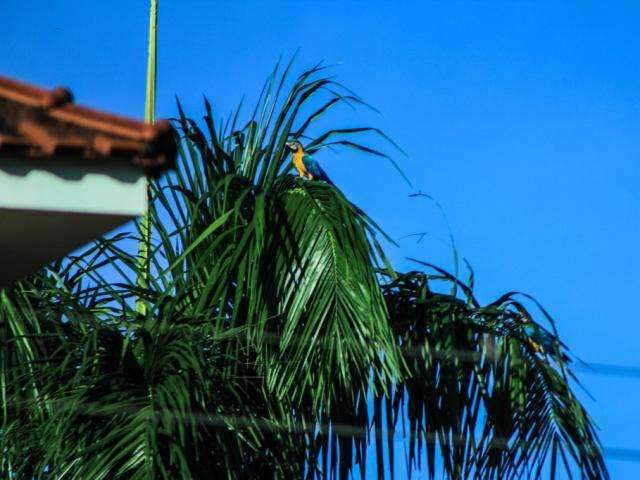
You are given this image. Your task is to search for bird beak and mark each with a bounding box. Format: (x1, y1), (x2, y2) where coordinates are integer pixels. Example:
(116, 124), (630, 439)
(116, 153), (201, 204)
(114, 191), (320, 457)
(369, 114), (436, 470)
(285, 142), (295, 151)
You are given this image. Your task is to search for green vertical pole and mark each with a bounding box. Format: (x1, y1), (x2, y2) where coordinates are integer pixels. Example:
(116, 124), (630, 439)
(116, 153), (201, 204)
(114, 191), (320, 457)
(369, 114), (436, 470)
(136, 0), (157, 315)
(144, 0), (157, 123)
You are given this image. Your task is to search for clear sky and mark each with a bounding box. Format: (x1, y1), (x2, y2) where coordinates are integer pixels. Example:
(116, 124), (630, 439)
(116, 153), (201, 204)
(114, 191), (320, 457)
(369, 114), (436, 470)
(2, 0), (640, 477)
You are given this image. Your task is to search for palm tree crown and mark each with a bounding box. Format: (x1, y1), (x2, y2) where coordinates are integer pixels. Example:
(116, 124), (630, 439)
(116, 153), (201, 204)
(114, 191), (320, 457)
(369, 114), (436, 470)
(0, 61), (607, 479)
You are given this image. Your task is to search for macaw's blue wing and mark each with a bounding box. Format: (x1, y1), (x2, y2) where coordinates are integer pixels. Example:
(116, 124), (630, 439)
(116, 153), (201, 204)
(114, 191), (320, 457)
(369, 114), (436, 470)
(302, 153), (333, 184)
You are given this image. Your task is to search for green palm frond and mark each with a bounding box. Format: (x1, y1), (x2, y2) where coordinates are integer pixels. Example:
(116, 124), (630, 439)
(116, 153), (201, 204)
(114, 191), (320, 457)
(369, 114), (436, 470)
(259, 177), (399, 408)
(373, 267), (608, 480)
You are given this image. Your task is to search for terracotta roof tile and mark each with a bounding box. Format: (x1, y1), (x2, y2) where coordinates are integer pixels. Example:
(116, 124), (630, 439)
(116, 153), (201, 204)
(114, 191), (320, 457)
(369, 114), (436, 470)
(0, 75), (176, 175)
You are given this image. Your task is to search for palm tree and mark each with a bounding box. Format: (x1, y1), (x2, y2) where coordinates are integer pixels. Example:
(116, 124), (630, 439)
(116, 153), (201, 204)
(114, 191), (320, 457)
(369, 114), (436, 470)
(0, 62), (607, 479)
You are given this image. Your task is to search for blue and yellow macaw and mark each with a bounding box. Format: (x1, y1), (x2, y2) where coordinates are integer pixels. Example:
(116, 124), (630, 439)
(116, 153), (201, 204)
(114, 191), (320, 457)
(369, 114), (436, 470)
(522, 322), (557, 355)
(285, 141), (332, 184)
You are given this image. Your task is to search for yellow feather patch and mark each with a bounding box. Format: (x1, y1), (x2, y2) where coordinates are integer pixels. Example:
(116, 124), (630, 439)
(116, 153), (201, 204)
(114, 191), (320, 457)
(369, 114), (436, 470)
(293, 150), (307, 177)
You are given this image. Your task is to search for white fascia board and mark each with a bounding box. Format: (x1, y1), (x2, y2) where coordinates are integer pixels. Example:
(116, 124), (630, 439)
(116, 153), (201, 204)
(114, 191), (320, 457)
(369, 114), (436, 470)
(0, 156), (147, 216)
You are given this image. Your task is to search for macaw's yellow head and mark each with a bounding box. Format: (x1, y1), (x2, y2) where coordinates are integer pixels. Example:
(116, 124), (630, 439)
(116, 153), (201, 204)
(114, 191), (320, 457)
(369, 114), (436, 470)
(285, 141), (303, 154)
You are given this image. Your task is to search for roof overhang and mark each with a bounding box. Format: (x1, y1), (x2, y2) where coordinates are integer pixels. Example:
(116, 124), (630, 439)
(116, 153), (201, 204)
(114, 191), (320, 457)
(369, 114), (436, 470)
(0, 75), (177, 287)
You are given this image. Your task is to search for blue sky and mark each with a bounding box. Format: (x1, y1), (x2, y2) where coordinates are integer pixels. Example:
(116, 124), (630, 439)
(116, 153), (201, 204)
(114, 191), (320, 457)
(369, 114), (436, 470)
(3, 0), (640, 477)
